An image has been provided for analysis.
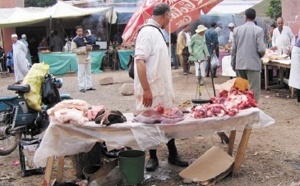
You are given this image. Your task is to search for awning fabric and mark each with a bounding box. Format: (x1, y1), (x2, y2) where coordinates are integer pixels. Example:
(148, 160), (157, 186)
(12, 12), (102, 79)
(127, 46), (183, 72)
(0, 1), (116, 28)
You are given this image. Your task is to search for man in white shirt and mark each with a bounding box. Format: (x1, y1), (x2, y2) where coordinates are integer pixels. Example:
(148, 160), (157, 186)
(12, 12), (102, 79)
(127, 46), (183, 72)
(228, 23), (235, 44)
(177, 25), (191, 75)
(272, 17), (294, 55)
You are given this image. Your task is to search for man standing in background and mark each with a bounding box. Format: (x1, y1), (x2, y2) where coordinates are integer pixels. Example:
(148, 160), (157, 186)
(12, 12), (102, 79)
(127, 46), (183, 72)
(71, 25), (96, 93)
(11, 34), (29, 84)
(231, 8), (265, 102)
(272, 17), (294, 55)
(20, 34), (32, 65)
(50, 30), (63, 52)
(205, 22), (219, 78)
(177, 25), (191, 75)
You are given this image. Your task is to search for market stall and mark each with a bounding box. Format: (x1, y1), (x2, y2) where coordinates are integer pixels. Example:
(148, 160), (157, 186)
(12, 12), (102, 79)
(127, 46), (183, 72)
(118, 49), (134, 70)
(34, 107), (275, 182)
(38, 51), (105, 75)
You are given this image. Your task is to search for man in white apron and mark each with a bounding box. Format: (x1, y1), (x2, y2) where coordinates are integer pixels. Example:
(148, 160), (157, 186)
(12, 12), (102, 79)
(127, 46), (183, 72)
(134, 3), (188, 172)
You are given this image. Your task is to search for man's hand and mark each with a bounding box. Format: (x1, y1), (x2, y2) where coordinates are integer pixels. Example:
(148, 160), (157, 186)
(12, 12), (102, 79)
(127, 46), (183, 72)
(86, 45), (92, 51)
(142, 89), (153, 107)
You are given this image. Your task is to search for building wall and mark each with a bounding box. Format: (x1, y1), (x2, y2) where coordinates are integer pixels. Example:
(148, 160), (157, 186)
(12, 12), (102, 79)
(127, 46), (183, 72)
(0, 0), (24, 53)
(0, 0), (24, 8)
(282, 0), (300, 35)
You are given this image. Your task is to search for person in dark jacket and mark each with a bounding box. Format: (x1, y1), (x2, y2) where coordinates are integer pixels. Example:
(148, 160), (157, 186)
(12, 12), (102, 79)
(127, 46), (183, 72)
(205, 22), (219, 77)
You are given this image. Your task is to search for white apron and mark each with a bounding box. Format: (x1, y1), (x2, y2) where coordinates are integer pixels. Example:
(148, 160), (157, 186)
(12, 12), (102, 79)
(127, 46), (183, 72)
(289, 46), (300, 89)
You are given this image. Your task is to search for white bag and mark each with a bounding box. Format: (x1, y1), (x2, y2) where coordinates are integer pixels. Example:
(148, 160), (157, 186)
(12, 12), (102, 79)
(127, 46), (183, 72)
(211, 54), (220, 69)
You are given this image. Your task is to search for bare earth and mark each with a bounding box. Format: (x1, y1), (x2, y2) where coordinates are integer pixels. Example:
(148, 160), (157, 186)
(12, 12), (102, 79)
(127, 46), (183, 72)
(0, 66), (300, 186)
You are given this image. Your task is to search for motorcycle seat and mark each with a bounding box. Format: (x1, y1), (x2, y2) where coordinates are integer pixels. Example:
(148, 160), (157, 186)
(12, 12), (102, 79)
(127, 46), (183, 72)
(7, 84), (31, 93)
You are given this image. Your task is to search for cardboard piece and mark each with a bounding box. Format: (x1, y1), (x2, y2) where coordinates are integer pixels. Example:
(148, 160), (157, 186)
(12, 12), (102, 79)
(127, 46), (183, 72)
(215, 77), (250, 92)
(179, 146), (234, 184)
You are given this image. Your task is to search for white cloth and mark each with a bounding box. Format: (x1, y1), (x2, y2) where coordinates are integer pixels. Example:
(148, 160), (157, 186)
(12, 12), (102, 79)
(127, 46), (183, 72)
(134, 19), (174, 110)
(272, 26), (294, 55)
(77, 62), (92, 90)
(12, 40), (29, 82)
(289, 46), (300, 89)
(222, 56), (236, 77)
(185, 32), (191, 46)
(33, 108), (275, 167)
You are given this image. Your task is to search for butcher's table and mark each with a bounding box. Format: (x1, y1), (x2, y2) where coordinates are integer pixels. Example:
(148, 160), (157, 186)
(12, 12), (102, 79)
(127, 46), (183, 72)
(263, 59), (291, 91)
(34, 108), (275, 185)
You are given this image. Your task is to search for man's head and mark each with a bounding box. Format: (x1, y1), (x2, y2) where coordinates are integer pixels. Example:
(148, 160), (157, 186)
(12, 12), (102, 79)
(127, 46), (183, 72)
(152, 2), (171, 29)
(182, 24), (190, 33)
(21, 34), (26, 40)
(245, 8), (256, 21)
(276, 17), (284, 30)
(11, 34), (18, 43)
(228, 23), (234, 31)
(211, 22), (217, 28)
(75, 25), (83, 37)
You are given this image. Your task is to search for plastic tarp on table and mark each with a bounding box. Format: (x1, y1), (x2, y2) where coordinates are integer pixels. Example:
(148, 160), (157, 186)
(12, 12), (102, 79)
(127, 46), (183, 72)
(38, 51), (104, 75)
(34, 107), (275, 167)
(118, 50), (134, 70)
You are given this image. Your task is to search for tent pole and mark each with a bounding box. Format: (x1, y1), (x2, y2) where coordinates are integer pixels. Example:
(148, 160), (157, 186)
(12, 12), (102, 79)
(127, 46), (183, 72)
(49, 16), (52, 50)
(108, 7), (114, 45)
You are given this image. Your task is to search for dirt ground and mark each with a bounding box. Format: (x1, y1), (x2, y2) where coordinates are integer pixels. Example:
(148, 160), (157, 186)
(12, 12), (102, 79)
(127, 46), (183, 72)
(0, 66), (300, 186)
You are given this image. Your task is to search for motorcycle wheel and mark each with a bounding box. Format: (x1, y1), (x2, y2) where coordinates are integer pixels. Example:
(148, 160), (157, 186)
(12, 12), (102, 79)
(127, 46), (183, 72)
(0, 110), (19, 156)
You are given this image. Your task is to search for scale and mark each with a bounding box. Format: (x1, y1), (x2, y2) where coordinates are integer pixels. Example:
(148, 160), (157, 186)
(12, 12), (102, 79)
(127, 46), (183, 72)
(191, 58), (216, 104)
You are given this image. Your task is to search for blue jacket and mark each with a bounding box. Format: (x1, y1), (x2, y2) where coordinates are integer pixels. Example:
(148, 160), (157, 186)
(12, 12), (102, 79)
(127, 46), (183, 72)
(205, 28), (219, 56)
(6, 51), (13, 66)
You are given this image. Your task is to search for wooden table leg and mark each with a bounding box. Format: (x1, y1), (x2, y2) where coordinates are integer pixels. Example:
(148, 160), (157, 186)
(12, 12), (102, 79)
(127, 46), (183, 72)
(264, 64), (268, 91)
(232, 128), (252, 177)
(227, 130), (236, 156)
(279, 67), (284, 87)
(43, 156), (54, 186)
(56, 156), (65, 183)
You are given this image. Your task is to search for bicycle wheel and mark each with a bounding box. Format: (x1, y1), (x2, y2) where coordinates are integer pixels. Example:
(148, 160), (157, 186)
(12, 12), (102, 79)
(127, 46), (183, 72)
(0, 110), (19, 156)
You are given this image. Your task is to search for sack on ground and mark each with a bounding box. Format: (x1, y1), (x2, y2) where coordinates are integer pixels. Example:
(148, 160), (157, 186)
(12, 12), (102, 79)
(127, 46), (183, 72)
(127, 54), (134, 79)
(23, 63), (49, 111)
(211, 54), (220, 69)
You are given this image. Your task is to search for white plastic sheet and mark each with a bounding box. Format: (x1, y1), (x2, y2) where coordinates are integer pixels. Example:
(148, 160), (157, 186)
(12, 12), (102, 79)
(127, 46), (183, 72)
(34, 108), (275, 167)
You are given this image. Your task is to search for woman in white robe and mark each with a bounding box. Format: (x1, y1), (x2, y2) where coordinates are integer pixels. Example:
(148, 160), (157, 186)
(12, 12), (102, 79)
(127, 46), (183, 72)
(11, 34), (29, 83)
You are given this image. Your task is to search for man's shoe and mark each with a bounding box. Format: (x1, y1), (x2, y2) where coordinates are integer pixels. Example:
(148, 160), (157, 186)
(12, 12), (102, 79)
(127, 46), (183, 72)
(86, 87), (96, 91)
(168, 155), (188, 167)
(145, 158), (159, 171)
(79, 89), (85, 93)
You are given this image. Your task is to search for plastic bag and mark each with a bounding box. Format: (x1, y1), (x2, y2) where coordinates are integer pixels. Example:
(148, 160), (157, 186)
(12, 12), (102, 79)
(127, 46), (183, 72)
(42, 74), (61, 105)
(23, 63), (49, 111)
(211, 54), (220, 69)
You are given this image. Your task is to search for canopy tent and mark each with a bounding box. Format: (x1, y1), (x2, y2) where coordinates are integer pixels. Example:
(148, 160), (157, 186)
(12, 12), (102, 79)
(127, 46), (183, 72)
(238, 0), (269, 17)
(0, 1), (116, 28)
(0, 7), (49, 28)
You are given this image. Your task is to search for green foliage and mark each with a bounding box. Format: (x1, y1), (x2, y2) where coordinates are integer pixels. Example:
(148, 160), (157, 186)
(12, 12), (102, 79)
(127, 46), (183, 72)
(266, 0), (282, 20)
(25, 0), (57, 7)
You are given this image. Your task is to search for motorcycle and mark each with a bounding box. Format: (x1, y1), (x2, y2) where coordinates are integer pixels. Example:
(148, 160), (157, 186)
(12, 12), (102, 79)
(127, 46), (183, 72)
(0, 74), (71, 156)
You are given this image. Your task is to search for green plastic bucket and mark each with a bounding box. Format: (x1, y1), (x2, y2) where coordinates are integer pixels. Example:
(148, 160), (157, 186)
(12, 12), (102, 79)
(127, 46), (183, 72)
(118, 150), (145, 185)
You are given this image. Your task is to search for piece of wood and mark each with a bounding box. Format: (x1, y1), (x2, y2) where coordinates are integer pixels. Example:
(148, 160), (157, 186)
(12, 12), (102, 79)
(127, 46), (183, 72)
(56, 156), (65, 183)
(264, 64), (268, 91)
(232, 128), (252, 177)
(227, 130), (236, 156)
(43, 156), (54, 186)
